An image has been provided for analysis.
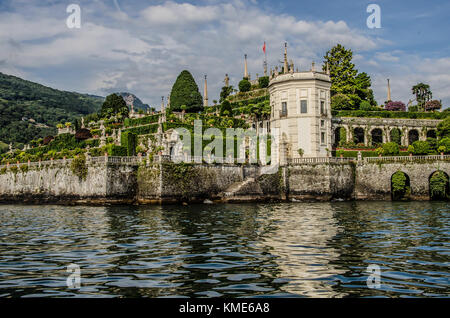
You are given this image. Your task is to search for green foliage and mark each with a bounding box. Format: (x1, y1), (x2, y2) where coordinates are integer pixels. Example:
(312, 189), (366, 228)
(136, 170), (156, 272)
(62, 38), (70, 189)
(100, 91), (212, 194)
(332, 110), (449, 120)
(123, 115), (160, 128)
(412, 83), (432, 111)
(258, 76), (269, 88)
(70, 154), (88, 180)
(331, 94), (353, 110)
(123, 124), (158, 136)
(121, 131), (137, 156)
(359, 100), (373, 111)
(338, 127), (347, 145)
(411, 140), (430, 155)
(429, 171), (449, 200)
(437, 117), (450, 139)
(0, 72), (103, 145)
(392, 171), (410, 201)
(323, 44), (375, 108)
(390, 128), (402, 145)
(100, 93), (129, 119)
(382, 142), (400, 156)
(170, 70), (203, 113)
(219, 86), (234, 103)
(437, 137), (450, 154)
(238, 79), (251, 92)
(106, 144), (127, 156)
(220, 100), (232, 117)
(297, 148), (304, 157)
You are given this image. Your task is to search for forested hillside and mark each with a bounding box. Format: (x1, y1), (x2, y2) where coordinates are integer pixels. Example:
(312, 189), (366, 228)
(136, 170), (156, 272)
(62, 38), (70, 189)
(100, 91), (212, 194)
(0, 72), (103, 147)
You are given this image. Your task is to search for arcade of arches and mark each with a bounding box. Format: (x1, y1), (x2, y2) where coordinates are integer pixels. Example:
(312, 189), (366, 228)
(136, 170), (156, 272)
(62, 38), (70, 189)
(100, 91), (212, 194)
(332, 117), (440, 147)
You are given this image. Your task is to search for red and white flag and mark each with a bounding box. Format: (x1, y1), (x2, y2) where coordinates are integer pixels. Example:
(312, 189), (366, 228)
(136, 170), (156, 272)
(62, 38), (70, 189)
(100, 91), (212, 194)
(263, 42), (266, 54)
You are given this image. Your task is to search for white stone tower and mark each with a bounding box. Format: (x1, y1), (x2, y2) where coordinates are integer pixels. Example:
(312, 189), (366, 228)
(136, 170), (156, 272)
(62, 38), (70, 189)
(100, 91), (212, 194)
(269, 46), (332, 164)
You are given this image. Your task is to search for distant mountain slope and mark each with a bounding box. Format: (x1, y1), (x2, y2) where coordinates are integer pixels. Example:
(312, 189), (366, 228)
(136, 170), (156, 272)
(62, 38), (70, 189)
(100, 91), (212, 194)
(117, 92), (150, 111)
(0, 72), (104, 146)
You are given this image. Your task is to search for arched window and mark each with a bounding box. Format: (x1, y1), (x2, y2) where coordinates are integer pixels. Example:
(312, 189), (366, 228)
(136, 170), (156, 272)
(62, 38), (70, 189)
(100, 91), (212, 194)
(408, 129), (419, 145)
(371, 128), (383, 146)
(353, 127), (365, 145)
(429, 171), (449, 201)
(426, 130), (436, 139)
(391, 171), (411, 201)
(390, 128), (402, 145)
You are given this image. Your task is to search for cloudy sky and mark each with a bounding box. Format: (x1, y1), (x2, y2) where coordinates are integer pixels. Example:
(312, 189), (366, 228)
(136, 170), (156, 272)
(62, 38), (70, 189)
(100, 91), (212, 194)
(0, 0), (449, 109)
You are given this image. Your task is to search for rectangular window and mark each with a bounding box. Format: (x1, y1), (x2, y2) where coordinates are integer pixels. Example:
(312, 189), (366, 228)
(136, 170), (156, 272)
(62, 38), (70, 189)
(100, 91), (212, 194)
(300, 100), (307, 114)
(321, 132), (326, 144)
(281, 102), (288, 117)
(321, 120), (325, 127)
(320, 101), (325, 115)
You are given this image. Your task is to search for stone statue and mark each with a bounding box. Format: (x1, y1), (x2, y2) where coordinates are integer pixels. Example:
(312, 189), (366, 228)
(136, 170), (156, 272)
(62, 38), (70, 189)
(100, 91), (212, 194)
(9, 143), (12, 153)
(81, 117), (85, 129)
(224, 74), (230, 87)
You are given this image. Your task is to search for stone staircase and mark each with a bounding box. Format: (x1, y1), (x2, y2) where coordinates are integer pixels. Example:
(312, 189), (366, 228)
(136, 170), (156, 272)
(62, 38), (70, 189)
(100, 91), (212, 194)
(218, 164), (279, 201)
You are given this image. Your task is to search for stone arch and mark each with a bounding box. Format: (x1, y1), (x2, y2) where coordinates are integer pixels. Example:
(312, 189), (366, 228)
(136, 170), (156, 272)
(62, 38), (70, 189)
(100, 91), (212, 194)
(389, 128), (402, 145)
(334, 126), (345, 147)
(408, 129), (419, 145)
(426, 129), (437, 139)
(353, 127), (365, 145)
(371, 128), (383, 146)
(429, 171), (449, 201)
(391, 171), (411, 201)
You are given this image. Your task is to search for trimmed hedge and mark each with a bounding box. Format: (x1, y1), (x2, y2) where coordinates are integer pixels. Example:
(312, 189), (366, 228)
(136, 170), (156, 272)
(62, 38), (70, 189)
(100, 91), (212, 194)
(123, 124), (158, 135)
(121, 131), (137, 156)
(123, 115), (160, 128)
(333, 110), (449, 119)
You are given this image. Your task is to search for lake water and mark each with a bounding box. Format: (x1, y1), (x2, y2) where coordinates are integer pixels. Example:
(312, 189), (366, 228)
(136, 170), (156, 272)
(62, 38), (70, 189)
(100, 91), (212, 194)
(0, 202), (448, 298)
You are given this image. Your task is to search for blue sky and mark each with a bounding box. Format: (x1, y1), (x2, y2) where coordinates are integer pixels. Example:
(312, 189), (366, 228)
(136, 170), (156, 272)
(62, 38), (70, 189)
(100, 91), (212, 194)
(0, 0), (449, 108)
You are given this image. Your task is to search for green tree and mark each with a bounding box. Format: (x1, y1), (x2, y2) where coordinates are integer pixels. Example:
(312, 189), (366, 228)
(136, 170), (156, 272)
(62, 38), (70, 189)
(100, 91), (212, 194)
(100, 94), (129, 119)
(382, 142), (400, 156)
(429, 171), (449, 200)
(412, 83), (432, 111)
(169, 70), (203, 113)
(239, 79), (251, 92)
(258, 76), (269, 88)
(437, 117), (450, 139)
(412, 140), (430, 155)
(323, 44), (374, 109)
(219, 85), (234, 103)
(220, 100), (232, 117)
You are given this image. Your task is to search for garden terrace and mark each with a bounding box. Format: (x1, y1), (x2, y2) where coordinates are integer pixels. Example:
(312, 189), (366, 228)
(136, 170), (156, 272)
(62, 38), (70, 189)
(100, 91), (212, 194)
(332, 117), (441, 147)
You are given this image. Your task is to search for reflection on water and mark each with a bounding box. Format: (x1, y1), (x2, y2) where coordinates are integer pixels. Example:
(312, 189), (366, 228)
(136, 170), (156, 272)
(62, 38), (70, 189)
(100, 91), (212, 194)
(0, 202), (448, 298)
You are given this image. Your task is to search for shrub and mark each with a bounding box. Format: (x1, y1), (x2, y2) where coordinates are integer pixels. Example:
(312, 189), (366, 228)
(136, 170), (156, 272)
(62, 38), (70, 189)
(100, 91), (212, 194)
(385, 101), (406, 111)
(425, 100), (442, 111)
(411, 140), (430, 155)
(382, 142), (400, 156)
(408, 105), (418, 112)
(121, 131), (137, 156)
(258, 76), (269, 88)
(106, 144), (127, 156)
(331, 94), (353, 110)
(429, 171), (448, 200)
(70, 154), (88, 180)
(220, 100), (232, 117)
(360, 100), (373, 111)
(437, 117), (450, 138)
(392, 171), (410, 200)
(43, 136), (54, 145)
(239, 79), (251, 92)
(438, 137), (450, 154)
(75, 128), (92, 141)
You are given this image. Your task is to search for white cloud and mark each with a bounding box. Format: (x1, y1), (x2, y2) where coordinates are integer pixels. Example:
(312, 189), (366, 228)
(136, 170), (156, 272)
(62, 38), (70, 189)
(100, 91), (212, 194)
(0, 0), (387, 108)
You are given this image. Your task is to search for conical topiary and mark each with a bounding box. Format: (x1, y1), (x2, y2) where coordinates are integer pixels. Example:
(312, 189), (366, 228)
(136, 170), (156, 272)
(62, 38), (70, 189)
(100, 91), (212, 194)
(169, 70), (203, 113)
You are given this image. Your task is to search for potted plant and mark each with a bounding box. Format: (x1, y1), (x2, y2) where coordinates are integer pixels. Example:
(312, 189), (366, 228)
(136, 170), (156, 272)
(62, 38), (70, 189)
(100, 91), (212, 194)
(407, 145), (414, 157)
(298, 148), (304, 157)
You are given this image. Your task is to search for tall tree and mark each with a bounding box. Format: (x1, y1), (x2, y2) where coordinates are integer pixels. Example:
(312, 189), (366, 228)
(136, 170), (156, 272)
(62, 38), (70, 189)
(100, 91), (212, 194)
(100, 93), (129, 119)
(170, 70), (203, 113)
(323, 44), (374, 109)
(412, 83), (432, 111)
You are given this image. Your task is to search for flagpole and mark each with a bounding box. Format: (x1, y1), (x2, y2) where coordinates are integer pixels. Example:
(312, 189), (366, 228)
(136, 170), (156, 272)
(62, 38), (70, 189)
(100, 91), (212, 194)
(263, 41), (267, 76)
